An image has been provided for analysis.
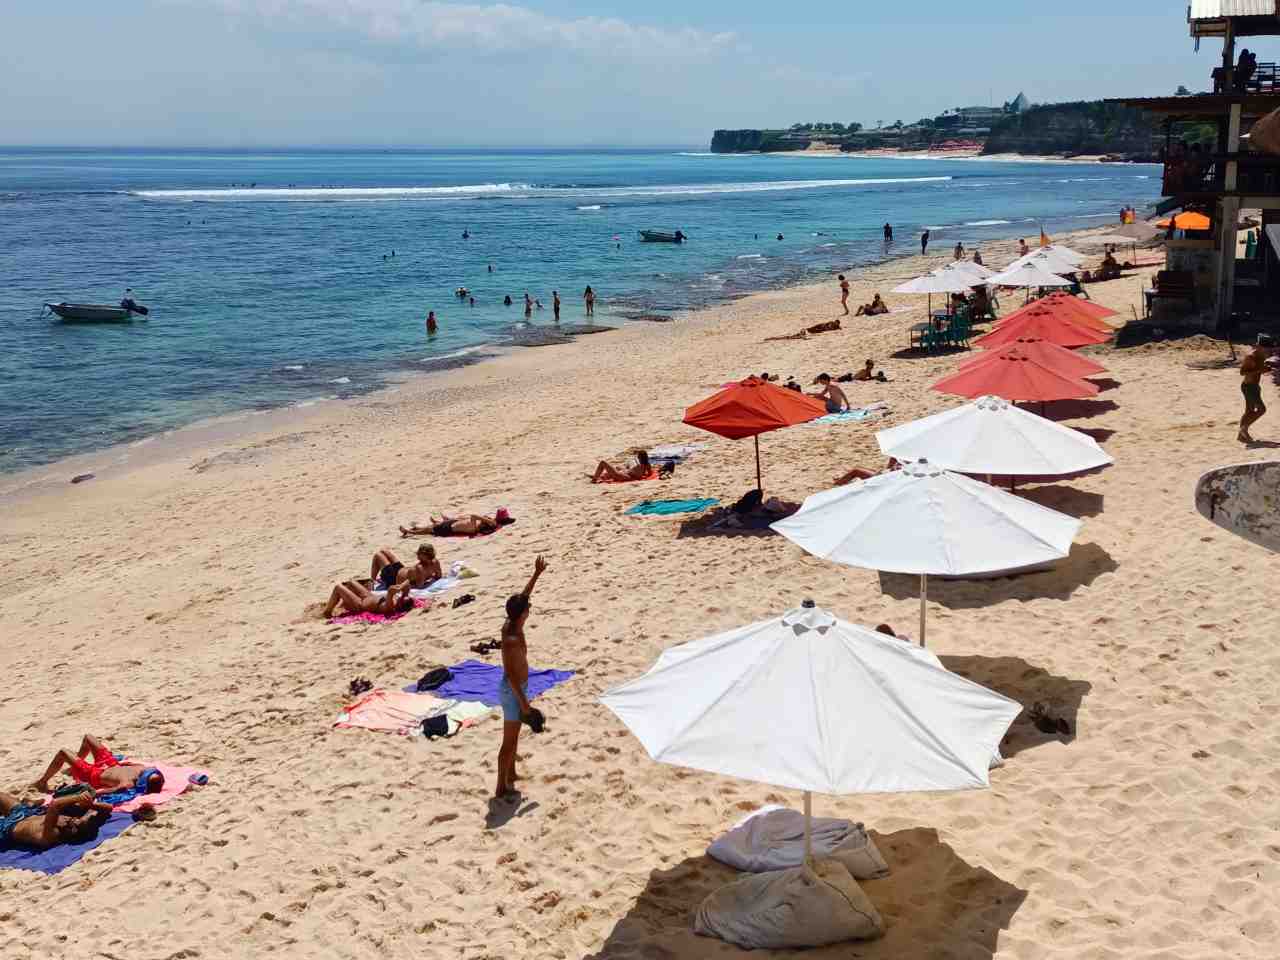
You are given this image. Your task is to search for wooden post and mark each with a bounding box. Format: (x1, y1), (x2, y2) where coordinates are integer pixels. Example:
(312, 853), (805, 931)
(1216, 103), (1243, 332)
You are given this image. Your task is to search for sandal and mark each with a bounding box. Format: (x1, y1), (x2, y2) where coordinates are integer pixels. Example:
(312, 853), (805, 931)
(452, 593), (476, 609)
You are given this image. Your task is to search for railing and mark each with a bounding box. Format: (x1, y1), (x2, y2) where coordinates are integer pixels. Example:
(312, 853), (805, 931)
(1162, 154), (1280, 196)
(1211, 62), (1280, 94)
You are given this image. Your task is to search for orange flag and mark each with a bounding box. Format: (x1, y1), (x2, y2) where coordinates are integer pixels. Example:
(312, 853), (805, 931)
(1039, 227), (1051, 248)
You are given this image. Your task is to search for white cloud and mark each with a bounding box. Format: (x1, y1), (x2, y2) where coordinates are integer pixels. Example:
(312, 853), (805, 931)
(200, 0), (741, 61)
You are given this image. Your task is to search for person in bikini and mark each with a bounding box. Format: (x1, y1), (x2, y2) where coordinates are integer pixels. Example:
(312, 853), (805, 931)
(0, 787), (113, 852)
(839, 275), (850, 315)
(495, 556), (548, 801)
(32, 734), (165, 796)
(591, 450), (652, 483)
(834, 457), (900, 486)
(1238, 335), (1274, 443)
(321, 579), (415, 619)
(370, 543), (442, 591)
(399, 509), (514, 538)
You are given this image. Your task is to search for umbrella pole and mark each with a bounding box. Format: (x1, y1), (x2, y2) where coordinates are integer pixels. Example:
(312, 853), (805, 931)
(803, 790), (813, 866)
(754, 435), (763, 495)
(919, 574), (928, 647)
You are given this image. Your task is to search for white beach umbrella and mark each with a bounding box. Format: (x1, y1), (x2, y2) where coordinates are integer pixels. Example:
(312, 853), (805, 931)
(1043, 243), (1086, 263)
(938, 260), (996, 283)
(771, 460), (1082, 645)
(891, 270), (976, 295)
(875, 395), (1114, 476)
(1007, 248), (1082, 275)
(599, 603), (1021, 860)
(987, 261), (1072, 289)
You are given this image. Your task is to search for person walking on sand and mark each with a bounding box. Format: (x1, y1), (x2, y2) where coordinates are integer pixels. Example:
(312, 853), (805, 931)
(583, 285), (595, 317)
(1018, 238), (1030, 256)
(426, 310), (438, 336)
(920, 230), (930, 255)
(1238, 335), (1274, 443)
(839, 274), (850, 315)
(496, 556), (548, 801)
(953, 241), (965, 261)
(552, 290), (561, 322)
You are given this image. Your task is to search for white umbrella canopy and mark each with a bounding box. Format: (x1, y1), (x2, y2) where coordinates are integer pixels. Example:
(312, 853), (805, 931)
(599, 604), (1022, 858)
(941, 259), (997, 280)
(875, 395), (1114, 476)
(1008, 248), (1082, 276)
(987, 261), (1072, 289)
(771, 460), (1082, 643)
(891, 270), (976, 295)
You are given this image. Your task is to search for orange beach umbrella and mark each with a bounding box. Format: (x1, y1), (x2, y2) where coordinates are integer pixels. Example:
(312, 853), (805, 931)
(1155, 212), (1211, 231)
(958, 338), (1107, 380)
(933, 350), (1100, 402)
(998, 296), (1115, 334)
(683, 377), (826, 493)
(974, 309), (1113, 349)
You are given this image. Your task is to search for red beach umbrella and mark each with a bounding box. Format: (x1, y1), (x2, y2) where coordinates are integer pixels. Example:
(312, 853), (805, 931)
(1035, 293), (1117, 322)
(974, 310), (1113, 349)
(997, 297), (1115, 334)
(959, 338), (1108, 380)
(683, 377), (826, 493)
(932, 349), (1100, 402)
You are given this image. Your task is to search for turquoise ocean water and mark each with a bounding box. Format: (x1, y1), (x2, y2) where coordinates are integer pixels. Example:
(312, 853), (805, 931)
(0, 148), (1161, 473)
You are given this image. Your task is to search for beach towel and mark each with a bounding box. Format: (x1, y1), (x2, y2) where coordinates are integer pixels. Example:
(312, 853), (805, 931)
(409, 698), (497, 738)
(648, 442), (708, 466)
(329, 598), (430, 625)
(372, 561), (477, 600)
(812, 402), (890, 426)
(58, 761), (210, 813)
(335, 689), (446, 735)
(708, 806), (889, 880)
(597, 469), (659, 484)
(626, 498), (719, 516)
(403, 659), (574, 706)
(0, 812), (134, 875)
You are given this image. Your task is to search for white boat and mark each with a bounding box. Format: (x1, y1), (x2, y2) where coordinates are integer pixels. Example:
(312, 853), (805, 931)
(44, 302), (145, 323)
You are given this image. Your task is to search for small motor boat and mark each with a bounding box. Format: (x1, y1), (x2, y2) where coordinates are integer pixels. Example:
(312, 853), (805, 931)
(45, 299), (150, 323)
(639, 229), (687, 243)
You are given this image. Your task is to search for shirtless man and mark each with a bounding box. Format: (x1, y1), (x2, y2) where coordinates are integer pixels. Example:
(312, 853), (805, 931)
(811, 373), (849, 414)
(496, 556), (548, 800)
(852, 359), (886, 382)
(855, 294), (888, 316)
(370, 543), (442, 591)
(399, 509), (513, 538)
(0, 788), (112, 852)
(322, 580), (414, 619)
(839, 275), (850, 315)
(763, 318), (841, 342)
(32, 734), (165, 796)
(1238, 336), (1274, 443)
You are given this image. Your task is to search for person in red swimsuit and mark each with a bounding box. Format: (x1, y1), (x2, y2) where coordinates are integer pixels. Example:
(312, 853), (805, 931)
(31, 734), (164, 795)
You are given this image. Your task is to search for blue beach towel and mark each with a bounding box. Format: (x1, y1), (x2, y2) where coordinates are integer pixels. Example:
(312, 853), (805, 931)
(813, 404), (889, 425)
(626, 498), (719, 516)
(0, 812), (134, 875)
(404, 660), (574, 706)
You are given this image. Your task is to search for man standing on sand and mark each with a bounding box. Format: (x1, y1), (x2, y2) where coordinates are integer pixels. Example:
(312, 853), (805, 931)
(496, 556), (548, 801)
(920, 230), (930, 255)
(839, 274), (850, 315)
(1238, 335), (1274, 443)
(552, 290), (561, 322)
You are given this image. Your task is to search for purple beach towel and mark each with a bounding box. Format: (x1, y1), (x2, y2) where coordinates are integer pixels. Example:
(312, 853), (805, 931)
(0, 812), (134, 875)
(404, 659), (574, 706)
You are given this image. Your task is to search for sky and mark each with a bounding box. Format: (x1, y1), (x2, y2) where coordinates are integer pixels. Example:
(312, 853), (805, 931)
(1, 1), (1252, 148)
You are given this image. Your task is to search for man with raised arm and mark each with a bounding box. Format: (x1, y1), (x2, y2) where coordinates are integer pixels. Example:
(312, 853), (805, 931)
(495, 556), (548, 801)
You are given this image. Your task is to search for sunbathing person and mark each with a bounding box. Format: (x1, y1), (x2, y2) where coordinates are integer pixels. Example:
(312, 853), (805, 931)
(855, 294), (889, 316)
(810, 374), (849, 413)
(371, 543), (442, 590)
(322, 579), (415, 619)
(834, 457), (900, 486)
(852, 359), (887, 382)
(400, 509), (513, 537)
(763, 318), (842, 341)
(0, 787), (112, 852)
(32, 734), (165, 796)
(591, 450), (652, 483)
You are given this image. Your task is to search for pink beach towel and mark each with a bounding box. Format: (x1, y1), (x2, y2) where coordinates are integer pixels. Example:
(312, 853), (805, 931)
(329, 598), (431, 625)
(334, 689), (444, 735)
(41, 761), (211, 813)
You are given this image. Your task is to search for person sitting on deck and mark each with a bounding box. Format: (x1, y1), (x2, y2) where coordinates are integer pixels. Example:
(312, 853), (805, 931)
(763, 318), (842, 341)
(322, 580), (415, 619)
(834, 457), (900, 486)
(810, 374), (849, 414)
(855, 294), (889, 316)
(32, 735), (165, 796)
(371, 543), (442, 591)
(591, 450), (653, 483)
(0, 788), (112, 852)
(400, 510), (514, 538)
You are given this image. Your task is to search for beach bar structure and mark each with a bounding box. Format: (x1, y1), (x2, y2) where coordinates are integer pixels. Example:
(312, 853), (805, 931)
(1114, 1), (1280, 331)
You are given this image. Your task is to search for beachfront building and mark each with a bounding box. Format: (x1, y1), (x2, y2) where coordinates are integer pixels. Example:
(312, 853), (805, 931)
(1115, 2), (1280, 331)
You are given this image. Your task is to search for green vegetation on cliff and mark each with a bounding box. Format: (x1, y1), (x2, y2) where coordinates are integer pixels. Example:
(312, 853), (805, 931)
(711, 130), (810, 153)
(981, 101), (1160, 159)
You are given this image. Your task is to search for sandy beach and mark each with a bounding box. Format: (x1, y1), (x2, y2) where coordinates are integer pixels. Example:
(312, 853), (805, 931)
(4, 227), (1279, 959)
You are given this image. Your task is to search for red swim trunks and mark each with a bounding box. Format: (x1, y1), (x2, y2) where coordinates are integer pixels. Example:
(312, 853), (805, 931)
(68, 742), (119, 789)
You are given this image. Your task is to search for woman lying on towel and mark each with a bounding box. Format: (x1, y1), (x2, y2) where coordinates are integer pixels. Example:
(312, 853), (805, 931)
(371, 542), (442, 590)
(591, 449), (652, 483)
(322, 580), (415, 619)
(32, 734), (165, 796)
(400, 508), (514, 538)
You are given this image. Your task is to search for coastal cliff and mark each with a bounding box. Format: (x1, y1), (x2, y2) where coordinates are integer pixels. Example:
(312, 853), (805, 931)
(711, 129), (810, 153)
(981, 101), (1160, 160)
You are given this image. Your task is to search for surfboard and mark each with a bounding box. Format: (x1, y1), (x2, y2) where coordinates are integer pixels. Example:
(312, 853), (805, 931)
(1194, 460), (1280, 554)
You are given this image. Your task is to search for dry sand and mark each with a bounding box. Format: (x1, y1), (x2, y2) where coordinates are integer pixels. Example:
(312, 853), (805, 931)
(3, 229), (1279, 959)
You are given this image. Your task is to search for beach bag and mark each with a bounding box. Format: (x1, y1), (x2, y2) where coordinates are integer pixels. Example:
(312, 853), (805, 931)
(694, 859), (884, 949)
(1251, 107), (1280, 156)
(416, 667), (452, 692)
(708, 806), (889, 880)
(422, 715), (452, 739)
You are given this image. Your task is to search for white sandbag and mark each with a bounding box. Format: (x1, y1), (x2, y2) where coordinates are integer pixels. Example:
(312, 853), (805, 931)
(708, 806), (889, 880)
(694, 859), (884, 949)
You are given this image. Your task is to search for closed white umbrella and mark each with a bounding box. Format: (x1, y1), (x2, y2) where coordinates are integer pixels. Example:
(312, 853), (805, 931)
(771, 460), (1081, 644)
(599, 603), (1021, 860)
(875, 395), (1114, 476)
(988, 261), (1072, 289)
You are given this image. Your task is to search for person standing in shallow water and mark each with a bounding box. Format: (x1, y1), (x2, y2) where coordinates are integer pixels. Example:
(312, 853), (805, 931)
(426, 310), (438, 336)
(883, 223), (893, 243)
(552, 290), (561, 322)
(583, 285), (595, 317)
(921, 230), (930, 255)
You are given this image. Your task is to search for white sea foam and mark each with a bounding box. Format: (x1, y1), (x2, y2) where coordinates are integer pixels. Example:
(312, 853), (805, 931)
(577, 204), (604, 211)
(966, 219), (1012, 226)
(418, 345), (490, 363)
(329, 376), (351, 384)
(736, 253), (764, 260)
(134, 183), (531, 200)
(282, 364), (306, 372)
